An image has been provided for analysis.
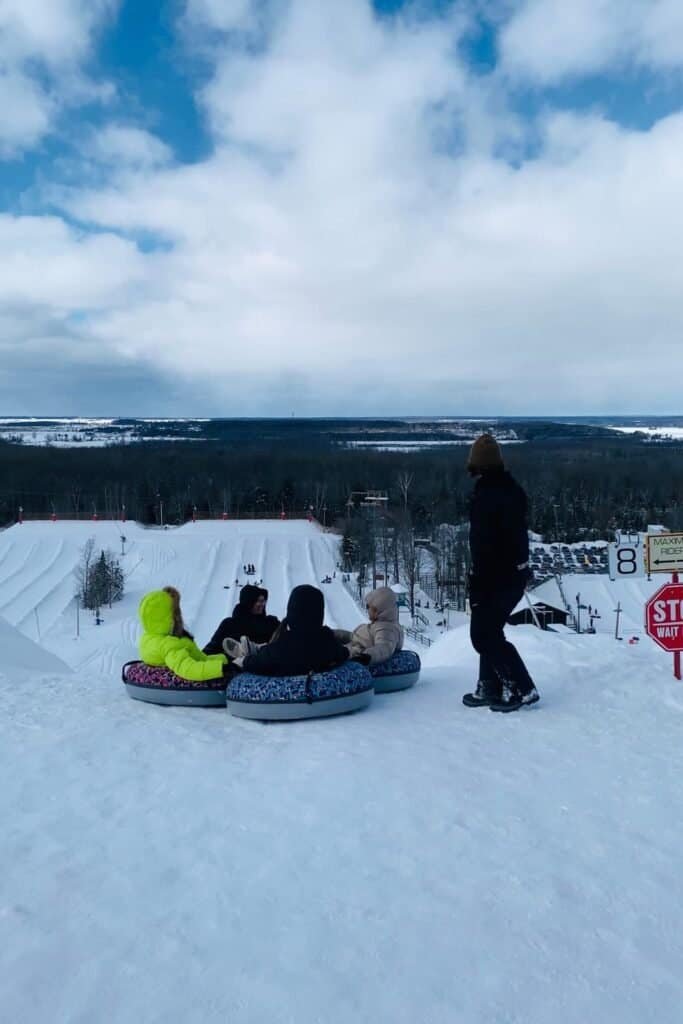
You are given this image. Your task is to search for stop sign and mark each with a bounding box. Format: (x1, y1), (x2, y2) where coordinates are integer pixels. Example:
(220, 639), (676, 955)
(645, 583), (683, 652)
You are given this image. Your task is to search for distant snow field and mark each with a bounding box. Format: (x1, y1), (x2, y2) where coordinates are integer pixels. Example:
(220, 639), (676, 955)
(1, 520), (683, 1024)
(610, 425), (683, 439)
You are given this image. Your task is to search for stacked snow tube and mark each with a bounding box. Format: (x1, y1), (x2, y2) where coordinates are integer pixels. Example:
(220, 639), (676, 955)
(226, 661), (374, 721)
(369, 650), (421, 694)
(122, 660), (227, 707)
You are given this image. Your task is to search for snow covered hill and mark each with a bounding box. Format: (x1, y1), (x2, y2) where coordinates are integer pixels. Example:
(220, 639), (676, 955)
(523, 572), (664, 638)
(0, 519), (364, 675)
(2, 520), (683, 1023)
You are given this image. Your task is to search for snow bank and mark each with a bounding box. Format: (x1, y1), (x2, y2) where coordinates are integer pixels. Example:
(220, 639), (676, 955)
(422, 619), (567, 673)
(0, 615), (71, 675)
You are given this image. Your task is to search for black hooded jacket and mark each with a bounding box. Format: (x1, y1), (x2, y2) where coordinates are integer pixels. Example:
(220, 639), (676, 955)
(241, 585), (349, 677)
(203, 584), (280, 655)
(469, 468), (530, 592)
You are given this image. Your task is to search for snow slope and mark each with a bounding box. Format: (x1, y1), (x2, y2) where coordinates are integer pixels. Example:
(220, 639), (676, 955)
(0, 615), (71, 674)
(2, 523), (683, 1023)
(0, 520), (364, 675)
(525, 573), (666, 637)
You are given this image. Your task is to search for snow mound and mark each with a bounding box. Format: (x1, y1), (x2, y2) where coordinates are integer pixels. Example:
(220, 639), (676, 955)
(423, 618), (631, 679)
(0, 615), (71, 675)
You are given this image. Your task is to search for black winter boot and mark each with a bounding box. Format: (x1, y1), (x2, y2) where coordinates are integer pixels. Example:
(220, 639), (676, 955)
(462, 680), (500, 708)
(489, 684), (540, 713)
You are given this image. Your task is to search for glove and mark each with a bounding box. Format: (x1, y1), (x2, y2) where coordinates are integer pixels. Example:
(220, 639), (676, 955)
(232, 656), (245, 669)
(222, 637), (242, 658)
(239, 636), (261, 657)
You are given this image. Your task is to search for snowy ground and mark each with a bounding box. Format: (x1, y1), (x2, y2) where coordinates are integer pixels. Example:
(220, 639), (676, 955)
(2, 522), (683, 1023)
(610, 425), (683, 440)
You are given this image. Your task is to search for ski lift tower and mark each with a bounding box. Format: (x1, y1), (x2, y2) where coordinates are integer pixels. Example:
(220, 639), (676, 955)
(360, 491), (388, 590)
(346, 491), (389, 591)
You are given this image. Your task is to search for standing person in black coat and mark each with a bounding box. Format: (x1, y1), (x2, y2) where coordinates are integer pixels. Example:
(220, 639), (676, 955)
(462, 434), (540, 712)
(203, 584), (280, 655)
(232, 585), (349, 677)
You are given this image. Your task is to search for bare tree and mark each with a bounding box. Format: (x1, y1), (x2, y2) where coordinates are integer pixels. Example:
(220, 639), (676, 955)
(71, 485), (82, 519)
(74, 537), (95, 606)
(397, 471), (414, 512)
(399, 519), (425, 618)
(312, 482), (328, 520)
(378, 513), (392, 584)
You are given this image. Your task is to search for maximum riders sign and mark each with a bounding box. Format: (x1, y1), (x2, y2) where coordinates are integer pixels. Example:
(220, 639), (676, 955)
(646, 533), (683, 574)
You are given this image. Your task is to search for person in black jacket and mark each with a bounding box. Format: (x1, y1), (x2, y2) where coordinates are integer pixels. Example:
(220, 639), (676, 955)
(234, 585), (349, 677)
(203, 584), (280, 655)
(462, 434), (540, 712)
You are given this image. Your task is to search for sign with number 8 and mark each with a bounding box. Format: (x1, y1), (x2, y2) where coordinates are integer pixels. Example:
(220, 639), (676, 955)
(608, 538), (647, 580)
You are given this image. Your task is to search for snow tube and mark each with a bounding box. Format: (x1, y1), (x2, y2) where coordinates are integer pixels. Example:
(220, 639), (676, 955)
(226, 661), (374, 721)
(121, 660), (227, 707)
(369, 650), (421, 693)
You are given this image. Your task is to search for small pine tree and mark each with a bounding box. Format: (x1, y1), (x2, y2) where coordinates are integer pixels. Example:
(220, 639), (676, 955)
(87, 552), (110, 616)
(107, 553), (125, 606)
(78, 547), (125, 615)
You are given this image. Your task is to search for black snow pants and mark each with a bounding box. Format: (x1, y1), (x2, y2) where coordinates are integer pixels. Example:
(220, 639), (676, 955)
(470, 583), (535, 699)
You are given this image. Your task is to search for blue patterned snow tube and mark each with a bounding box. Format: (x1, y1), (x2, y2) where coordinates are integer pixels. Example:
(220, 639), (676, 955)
(369, 649), (421, 693)
(121, 660), (227, 707)
(226, 660), (374, 720)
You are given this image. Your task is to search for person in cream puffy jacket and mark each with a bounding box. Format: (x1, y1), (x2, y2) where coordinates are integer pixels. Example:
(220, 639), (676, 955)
(336, 586), (404, 666)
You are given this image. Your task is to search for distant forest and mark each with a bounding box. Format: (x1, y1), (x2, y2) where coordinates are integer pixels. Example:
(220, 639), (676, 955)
(1, 423), (682, 542)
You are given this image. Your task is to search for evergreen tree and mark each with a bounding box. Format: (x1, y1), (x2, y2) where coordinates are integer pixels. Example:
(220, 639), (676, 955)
(77, 547), (125, 614)
(87, 552), (110, 615)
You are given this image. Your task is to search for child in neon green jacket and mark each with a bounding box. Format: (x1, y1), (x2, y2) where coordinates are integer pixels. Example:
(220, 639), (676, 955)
(138, 587), (228, 682)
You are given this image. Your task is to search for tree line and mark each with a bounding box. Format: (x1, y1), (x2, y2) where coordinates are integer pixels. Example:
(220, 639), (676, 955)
(1, 436), (682, 542)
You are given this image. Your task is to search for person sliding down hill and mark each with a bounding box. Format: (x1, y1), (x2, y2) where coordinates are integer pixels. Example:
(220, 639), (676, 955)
(138, 587), (232, 683)
(203, 584), (280, 656)
(462, 435), (540, 713)
(334, 587), (404, 666)
(229, 585), (349, 677)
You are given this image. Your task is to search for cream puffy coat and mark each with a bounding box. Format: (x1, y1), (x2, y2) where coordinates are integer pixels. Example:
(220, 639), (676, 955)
(340, 587), (404, 666)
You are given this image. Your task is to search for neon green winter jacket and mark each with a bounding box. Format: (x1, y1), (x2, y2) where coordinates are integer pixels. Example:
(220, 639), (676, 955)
(138, 590), (227, 682)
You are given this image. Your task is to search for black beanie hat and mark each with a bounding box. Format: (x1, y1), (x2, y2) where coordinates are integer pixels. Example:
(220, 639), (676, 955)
(286, 585), (324, 632)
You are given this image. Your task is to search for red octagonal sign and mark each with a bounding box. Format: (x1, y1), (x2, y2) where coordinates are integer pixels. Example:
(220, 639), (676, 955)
(646, 583), (683, 652)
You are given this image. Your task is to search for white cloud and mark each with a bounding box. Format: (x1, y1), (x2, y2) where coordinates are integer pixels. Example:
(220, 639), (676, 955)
(642, 0), (683, 67)
(184, 0), (259, 34)
(0, 0), (117, 155)
(6, 0), (683, 414)
(89, 125), (173, 169)
(0, 0), (117, 64)
(0, 214), (145, 309)
(0, 69), (54, 156)
(501, 0), (683, 83)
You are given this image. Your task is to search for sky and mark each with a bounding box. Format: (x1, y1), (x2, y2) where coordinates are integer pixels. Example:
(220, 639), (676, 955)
(1, 0), (682, 417)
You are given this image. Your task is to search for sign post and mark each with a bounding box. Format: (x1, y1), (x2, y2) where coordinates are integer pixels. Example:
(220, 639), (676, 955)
(645, 576), (683, 681)
(644, 533), (683, 680)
